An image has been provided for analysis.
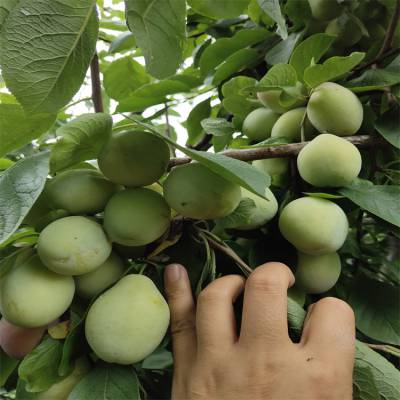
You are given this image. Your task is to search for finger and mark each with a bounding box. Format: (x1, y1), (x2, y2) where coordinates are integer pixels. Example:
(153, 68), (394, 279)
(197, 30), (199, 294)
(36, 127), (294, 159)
(301, 297), (355, 365)
(164, 264), (197, 370)
(240, 262), (295, 347)
(196, 275), (245, 352)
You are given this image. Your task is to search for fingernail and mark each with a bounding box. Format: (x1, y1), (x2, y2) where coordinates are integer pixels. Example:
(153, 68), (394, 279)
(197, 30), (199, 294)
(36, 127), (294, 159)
(165, 264), (181, 283)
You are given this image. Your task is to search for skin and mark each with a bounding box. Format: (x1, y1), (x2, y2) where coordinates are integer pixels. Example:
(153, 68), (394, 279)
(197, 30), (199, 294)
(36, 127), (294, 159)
(242, 108), (280, 141)
(164, 262), (355, 400)
(253, 158), (289, 188)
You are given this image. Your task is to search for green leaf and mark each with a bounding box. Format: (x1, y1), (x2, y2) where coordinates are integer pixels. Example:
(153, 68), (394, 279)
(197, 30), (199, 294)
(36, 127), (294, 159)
(346, 274), (399, 345)
(109, 32), (136, 54)
(18, 337), (63, 392)
(201, 118), (235, 137)
(215, 198), (257, 229)
(339, 184), (400, 228)
(50, 113), (112, 173)
(186, 97), (212, 146)
(141, 347), (173, 370)
(199, 28), (270, 76)
(222, 76), (258, 98)
(257, 0), (288, 39)
(0, 0), (17, 30)
(303, 192), (345, 199)
(259, 63), (298, 87)
(0, 103), (56, 157)
(222, 96), (261, 118)
(0, 348), (19, 386)
(69, 364), (140, 400)
(375, 106), (400, 149)
(125, 0), (186, 79)
(0, 152), (49, 245)
(0, 0), (98, 113)
(103, 57), (150, 101)
(188, 0), (250, 19)
(345, 68), (400, 93)
(289, 33), (335, 81)
(265, 31), (304, 65)
(304, 52), (365, 88)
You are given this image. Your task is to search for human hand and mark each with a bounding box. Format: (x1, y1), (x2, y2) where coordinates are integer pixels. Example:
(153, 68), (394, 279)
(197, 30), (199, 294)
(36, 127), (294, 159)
(164, 262), (355, 400)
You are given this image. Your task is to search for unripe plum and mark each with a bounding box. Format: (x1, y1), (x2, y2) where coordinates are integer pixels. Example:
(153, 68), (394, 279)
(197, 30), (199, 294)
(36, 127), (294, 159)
(297, 133), (362, 187)
(257, 90), (305, 114)
(98, 130), (170, 187)
(0, 256), (75, 328)
(163, 163), (241, 220)
(295, 252), (341, 294)
(308, 0), (342, 21)
(75, 252), (125, 299)
(0, 318), (45, 359)
(85, 274), (170, 364)
(279, 197), (348, 255)
(233, 188), (278, 230)
(325, 18), (362, 47)
(253, 158), (289, 187)
(104, 188), (171, 246)
(47, 169), (120, 214)
(37, 216), (112, 276)
(307, 82), (363, 136)
(242, 108), (280, 141)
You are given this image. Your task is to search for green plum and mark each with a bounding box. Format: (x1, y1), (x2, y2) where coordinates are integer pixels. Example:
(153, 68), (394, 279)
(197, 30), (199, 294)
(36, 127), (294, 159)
(296, 252), (341, 294)
(163, 163), (241, 220)
(0, 255), (75, 328)
(253, 158), (289, 187)
(104, 188), (171, 246)
(279, 197), (348, 255)
(242, 108), (280, 141)
(37, 216), (112, 276)
(308, 0), (342, 21)
(307, 82), (363, 136)
(257, 90), (305, 114)
(75, 252), (125, 299)
(98, 130), (170, 187)
(47, 169), (120, 214)
(85, 274), (170, 364)
(297, 134), (362, 187)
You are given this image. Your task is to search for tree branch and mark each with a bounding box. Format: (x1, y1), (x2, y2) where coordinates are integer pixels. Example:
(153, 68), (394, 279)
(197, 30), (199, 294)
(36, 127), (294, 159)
(90, 53), (104, 113)
(376, 0), (400, 59)
(168, 135), (387, 169)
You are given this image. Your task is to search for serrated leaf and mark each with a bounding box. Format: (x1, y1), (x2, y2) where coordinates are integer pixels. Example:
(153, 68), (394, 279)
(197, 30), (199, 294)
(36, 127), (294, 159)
(0, 152), (49, 245)
(257, 0), (287, 39)
(201, 118), (235, 137)
(0, 0), (98, 113)
(260, 63), (298, 87)
(289, 33), (335, 81)
(108, 32), (136, 54)
(186, 97), (211, 146)
(50, 113), (112, 173)
(125, 0), (186, 79)
(374, 106), (400, 149)
(304, 52), (365, 88)
(188, 0), (250, 19)
(0, 103), (56, 157)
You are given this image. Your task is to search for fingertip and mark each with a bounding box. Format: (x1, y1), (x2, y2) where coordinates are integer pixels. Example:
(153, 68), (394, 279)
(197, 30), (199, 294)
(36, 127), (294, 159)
(253, 262), (295, 287)
(164, 263), (185, 284)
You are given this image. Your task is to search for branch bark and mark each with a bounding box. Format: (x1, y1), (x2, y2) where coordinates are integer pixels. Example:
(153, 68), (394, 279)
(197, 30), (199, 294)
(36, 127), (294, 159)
(376, 0), (400, 59)
(90, 53), (104, 113)
(168, 135), (387, 169)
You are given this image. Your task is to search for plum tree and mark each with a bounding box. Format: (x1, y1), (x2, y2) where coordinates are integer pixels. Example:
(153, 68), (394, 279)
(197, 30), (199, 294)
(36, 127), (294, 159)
(253, 158), (289, 187)
(307, 82), (363, 136)
(242, 108), (280, 141)
(271, 107), (316, 142)
(232, 188), (278, 230)
(104, 188), (171, 246)
(164, 163), (241, 220)
(0, 318), (45, 359)
(279, 197), (348, 255)
(297, 133), (362, 187)
(85, 274), (170, 364)
(75, 252), (125, 299)
(308, 0), (342, 21)
(0, 255), (75, 328)
(325, 17), (363, 48)
(37, 357), (90, 400)
(37, 216), (112, 276)
(47, 169), (120, 214)
(98, 130), (170, 187)
(295, 252), (341, 294)
(256, 90), (305, 114)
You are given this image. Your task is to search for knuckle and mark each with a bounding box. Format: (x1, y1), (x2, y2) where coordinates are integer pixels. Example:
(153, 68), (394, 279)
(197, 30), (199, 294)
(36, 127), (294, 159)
(171, 317), (195, 337)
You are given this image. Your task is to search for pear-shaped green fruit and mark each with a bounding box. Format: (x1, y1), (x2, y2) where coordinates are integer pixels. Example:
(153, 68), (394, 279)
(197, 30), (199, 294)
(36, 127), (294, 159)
(0, 256), (75, 327)
(104, 188), (170, 246)
(242, 108), (280, 141)
(47, 169), (120, 214)
(75, 252), (125, 299)
(257, 90), (305, 114)
(307, 82), (363, 136)
(37, 358), (90, 400)
(37, 216), (112, 276)
(308, 0), (342, 21)
(296, 252), (341, 294)
(279, 197), (348, 255)
(325, 17), (362, 47)
(232, 188), (278, 230)
(85, 274), (170, 364)
(253, 158), (289, 188)
(164, 163), (241, 220)
(98, 130), (170, 187)
(297, 134), (362, 187)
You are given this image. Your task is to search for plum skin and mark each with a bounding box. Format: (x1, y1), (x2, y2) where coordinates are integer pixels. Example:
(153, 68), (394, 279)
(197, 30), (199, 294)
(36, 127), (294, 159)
(242, 108), (280, 141)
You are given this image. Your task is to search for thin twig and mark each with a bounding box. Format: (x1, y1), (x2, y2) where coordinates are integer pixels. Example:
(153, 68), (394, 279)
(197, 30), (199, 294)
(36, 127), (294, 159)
(60, 97), (93, 112)
(164, 104), (176, 157)
(90, 53), (104, 113)
(376, 0), (400, 59)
